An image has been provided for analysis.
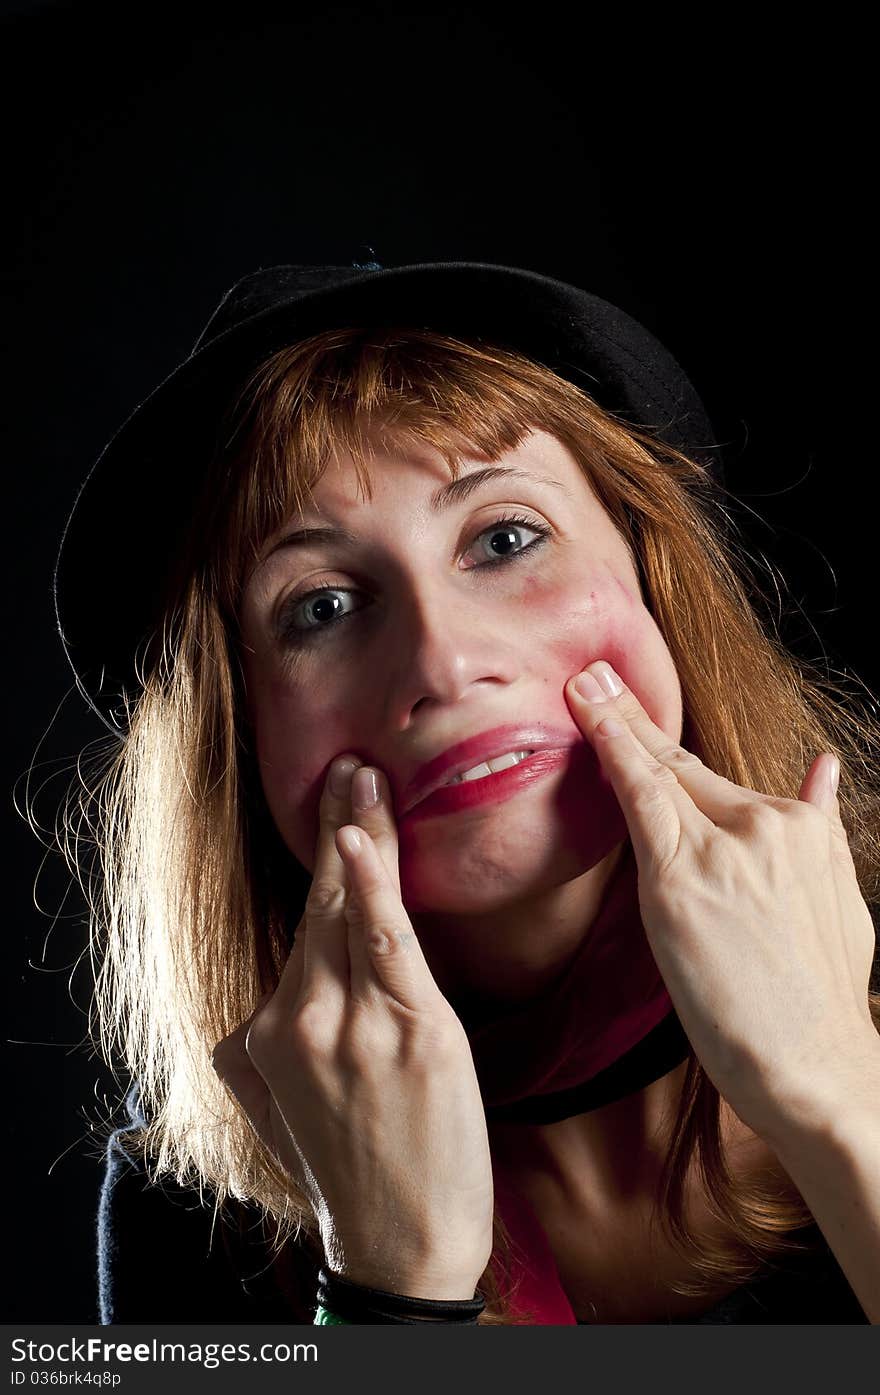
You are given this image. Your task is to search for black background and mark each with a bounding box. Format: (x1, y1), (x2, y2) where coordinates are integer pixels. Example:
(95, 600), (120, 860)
(4, 1), (875, 1322)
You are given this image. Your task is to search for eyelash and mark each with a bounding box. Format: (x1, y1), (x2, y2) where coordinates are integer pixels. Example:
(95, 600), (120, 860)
(278, 513), (552, 646)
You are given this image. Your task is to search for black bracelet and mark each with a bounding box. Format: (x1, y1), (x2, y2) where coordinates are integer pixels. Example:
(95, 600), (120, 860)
(316, 1266), (486, 1325)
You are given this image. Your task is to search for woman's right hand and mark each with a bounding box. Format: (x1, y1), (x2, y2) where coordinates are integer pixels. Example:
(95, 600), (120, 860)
(211, 756), (495, 1301)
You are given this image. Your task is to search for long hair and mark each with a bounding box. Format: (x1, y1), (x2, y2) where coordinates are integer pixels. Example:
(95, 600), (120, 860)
(53, 326), (880, 1323)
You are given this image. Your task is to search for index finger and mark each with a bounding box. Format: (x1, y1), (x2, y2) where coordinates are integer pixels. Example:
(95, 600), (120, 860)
(566, 660), (749, 825)
(565, 665), (709, 875)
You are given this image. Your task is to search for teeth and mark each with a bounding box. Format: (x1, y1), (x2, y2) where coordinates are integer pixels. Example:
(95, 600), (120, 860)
(449, 750), (534, 785)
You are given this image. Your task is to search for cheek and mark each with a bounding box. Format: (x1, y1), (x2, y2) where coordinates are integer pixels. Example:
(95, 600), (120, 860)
(539, 575), (676, 724)
(521, 573), (648, 698)
(251, 678), (355, 871)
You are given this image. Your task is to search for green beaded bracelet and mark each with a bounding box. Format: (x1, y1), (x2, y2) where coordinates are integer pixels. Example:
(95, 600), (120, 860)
(314, 1304), (351, 1325)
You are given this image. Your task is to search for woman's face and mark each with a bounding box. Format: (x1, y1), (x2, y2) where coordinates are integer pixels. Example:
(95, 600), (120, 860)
(239, 425), (684, 915)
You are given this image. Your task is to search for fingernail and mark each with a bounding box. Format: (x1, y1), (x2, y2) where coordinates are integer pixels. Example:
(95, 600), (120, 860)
(329, 757), (361, 796)
(574, 670), (608, 702)
(352, 767), (380, 809)
(337, 826), (363, 855)
(594, 662), (624, 697)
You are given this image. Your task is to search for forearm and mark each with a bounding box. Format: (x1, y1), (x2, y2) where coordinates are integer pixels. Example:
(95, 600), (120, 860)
(768, 1041), (880, 1325)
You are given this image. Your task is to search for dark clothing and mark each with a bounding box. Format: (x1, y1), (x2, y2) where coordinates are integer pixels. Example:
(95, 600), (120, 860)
(97, 1086), (868, 1325)
(97, 1090), (321, 1324)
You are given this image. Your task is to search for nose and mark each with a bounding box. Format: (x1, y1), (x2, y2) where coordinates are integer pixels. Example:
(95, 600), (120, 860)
(383, 571), (521, 726)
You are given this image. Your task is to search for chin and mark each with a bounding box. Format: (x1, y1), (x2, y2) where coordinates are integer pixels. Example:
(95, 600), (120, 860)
(397, 813), (626, 917)
(399, 862), (569, 918)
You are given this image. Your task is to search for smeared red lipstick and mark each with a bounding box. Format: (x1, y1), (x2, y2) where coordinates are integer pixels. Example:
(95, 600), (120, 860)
(399, 723), (576, 816)
(401, 744), (572, 822)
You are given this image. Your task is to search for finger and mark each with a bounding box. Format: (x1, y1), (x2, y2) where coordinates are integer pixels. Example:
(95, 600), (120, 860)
(297, 755), (361, 1006)
(799, 751), (854, 865)
(797, 751), (840, 814)
(348, 765), (402, 995)
(213, 1003), (310, 1186)
(563, 696), (701, 876)
(212, 990), (274, 1073)
(823, 755), (856, 863)
(334, 824), (442, 1013)
(211, 992), (275, 1127)
(565, 659), (749, 825)
(350, 766), (402, 898)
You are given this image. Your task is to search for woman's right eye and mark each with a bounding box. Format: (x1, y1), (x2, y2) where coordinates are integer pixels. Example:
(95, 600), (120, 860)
(279, 584), (361, 643)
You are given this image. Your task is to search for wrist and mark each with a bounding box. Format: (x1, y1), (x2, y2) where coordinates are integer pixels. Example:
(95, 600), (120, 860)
(333, 1265), (481, 1302)
(760, 1026), (880, 1161)
(316, 1266), (486, 1325)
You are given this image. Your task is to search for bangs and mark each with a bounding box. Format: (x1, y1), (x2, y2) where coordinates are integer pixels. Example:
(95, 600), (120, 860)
(200, 322), (709, 642)
(210, 327), (581, 617)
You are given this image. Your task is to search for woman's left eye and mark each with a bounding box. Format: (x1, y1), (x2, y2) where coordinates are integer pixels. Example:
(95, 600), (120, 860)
(468, 512), (552, 566)
(277, 512), (552, 645)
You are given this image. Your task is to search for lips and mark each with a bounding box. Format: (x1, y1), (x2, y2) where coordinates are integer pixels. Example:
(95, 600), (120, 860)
(399, 723), (577, 816)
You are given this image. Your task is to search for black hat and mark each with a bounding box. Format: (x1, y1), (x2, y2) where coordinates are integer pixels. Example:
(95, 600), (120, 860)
(54, 260), (723, 735)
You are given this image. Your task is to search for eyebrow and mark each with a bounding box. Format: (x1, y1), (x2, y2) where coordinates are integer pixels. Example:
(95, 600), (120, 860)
(258, 466), (571, 567)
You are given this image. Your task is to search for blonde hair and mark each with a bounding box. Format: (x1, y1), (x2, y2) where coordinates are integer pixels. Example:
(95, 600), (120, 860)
(50, 326), (880, 1323)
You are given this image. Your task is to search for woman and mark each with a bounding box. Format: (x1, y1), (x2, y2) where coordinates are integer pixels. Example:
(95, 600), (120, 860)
(53, 261), (880, 1325)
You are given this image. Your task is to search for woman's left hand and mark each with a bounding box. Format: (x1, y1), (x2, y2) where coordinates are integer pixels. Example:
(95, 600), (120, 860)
(565, 659), (879, 1149)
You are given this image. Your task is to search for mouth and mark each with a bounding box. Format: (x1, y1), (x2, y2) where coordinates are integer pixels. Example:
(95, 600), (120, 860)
(443, 747), (535, 786)
(399, 723), (578, 818)
(401, 746), (573, 822)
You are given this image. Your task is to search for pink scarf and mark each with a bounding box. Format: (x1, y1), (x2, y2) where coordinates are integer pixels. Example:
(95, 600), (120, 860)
(491, 1167), (579, 1324)
(457, 837), (678, 1110)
